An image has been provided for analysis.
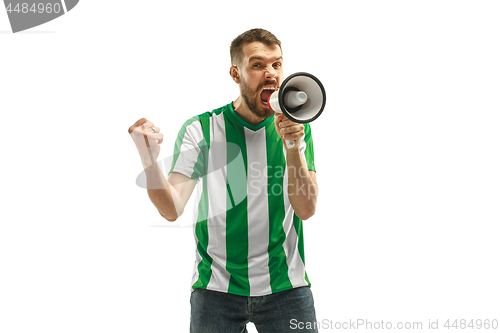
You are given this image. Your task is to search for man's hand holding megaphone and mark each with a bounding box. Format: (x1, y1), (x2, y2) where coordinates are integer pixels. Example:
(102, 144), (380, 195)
(274, 113), (305, 151)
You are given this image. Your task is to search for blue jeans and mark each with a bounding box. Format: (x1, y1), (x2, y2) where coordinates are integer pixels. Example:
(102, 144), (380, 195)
(190, 286), (318, 333)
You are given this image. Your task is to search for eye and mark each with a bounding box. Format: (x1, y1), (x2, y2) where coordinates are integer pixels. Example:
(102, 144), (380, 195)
(273, 62), (282, 68)
(253, 63), (261, 68)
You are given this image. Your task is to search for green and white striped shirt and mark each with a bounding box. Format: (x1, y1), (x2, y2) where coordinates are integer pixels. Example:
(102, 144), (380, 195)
(169, 102), (316, 296)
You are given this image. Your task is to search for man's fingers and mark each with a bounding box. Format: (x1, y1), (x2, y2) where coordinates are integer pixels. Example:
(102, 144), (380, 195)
(278, 119), (297, 128)
(129, 119), (157, 135)
(153, 133), (164, 144)
(279, 123), (304, 133)
(129, 118), (163, 166)
(283, 131), (304, 141)
(128, 118), (149, 134)
(141, 124), (151, 147)
(141, 121), (154, 131)
(141, 129), (164, 147)
(276, 116), (304, 142)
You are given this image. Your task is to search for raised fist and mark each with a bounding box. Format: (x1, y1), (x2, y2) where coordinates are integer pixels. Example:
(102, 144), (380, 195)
(128, 118), (163, 169)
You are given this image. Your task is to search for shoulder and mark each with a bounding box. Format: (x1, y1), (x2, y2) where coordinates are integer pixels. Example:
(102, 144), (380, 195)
(176, 103), (232, 143)
(181, 103), (231, 128)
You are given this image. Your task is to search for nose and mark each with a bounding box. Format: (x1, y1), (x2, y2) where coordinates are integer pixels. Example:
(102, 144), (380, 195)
(265, 65), (277, 79)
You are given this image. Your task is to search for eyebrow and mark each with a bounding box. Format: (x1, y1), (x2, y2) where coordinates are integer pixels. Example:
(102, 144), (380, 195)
(248, 56), (283, 63)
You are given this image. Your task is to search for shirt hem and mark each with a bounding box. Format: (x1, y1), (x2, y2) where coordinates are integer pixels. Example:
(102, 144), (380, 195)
(191, 282), (312, 297)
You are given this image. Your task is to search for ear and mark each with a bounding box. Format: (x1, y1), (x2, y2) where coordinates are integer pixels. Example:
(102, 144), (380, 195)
(229, 66), (240, 84)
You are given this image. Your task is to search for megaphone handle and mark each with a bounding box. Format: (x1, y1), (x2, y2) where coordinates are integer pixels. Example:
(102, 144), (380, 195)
(285, 140), (295, 149)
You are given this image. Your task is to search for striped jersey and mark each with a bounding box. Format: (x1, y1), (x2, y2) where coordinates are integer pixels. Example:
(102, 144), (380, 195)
(169, 102), (316, 296)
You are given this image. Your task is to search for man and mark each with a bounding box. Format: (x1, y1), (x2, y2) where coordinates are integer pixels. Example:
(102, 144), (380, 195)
(129, 28), (319, 333)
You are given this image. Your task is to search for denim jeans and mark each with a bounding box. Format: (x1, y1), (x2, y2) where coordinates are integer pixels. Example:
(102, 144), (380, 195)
(190, 286), (318, 333)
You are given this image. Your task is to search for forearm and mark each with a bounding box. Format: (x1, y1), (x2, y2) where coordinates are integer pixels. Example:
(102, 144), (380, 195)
(286, 149), (318, 220)
(144, 163), (182, 221)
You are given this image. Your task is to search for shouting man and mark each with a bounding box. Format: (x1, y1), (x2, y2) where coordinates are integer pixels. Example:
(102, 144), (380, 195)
(129, 28), (319, 333)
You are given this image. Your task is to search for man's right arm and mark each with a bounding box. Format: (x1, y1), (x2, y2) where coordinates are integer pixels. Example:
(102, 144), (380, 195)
(129, 118), (196, 222)
(145, 165), (196, 221)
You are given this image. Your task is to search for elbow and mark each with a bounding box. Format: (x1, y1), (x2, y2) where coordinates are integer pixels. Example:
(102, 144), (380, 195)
(158, 205), (184, 222)
(295, 183), (318, 221)
(296, 206), (316, 221)
(292, 196), (318, 221)
(159, 211), (179, 222)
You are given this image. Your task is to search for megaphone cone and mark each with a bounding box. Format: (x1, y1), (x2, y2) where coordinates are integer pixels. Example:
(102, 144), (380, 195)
(267, 72), (326, 148)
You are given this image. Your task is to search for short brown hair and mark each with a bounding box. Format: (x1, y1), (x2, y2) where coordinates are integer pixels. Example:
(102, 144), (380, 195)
(230, 28), (282, 66)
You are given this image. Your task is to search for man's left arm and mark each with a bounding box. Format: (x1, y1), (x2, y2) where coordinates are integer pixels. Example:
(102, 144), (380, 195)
(275, 114), (318, 220)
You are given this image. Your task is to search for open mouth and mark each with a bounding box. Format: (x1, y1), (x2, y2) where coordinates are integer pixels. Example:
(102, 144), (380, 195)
(260, 86), (277, 105)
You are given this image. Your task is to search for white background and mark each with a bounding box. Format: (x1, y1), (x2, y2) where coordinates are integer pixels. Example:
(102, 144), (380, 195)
(1, 1), (499, 332)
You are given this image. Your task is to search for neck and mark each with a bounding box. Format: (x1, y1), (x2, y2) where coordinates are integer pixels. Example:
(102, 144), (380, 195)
(232, 96), (267, 126)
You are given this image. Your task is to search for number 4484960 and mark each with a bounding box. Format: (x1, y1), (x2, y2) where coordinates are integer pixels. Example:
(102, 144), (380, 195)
(5, 3), (62, 14)
(444, 319), (498, 330)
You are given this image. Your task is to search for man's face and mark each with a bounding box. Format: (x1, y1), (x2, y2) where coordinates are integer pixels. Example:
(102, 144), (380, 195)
(237, 42), (284, 119)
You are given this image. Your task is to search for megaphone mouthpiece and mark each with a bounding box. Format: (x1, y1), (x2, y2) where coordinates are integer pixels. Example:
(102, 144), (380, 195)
(284, 90), (308, 109)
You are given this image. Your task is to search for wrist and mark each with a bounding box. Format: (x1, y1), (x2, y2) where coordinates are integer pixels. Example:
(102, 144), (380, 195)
(142, 157), (158, 172)
(143, 162), (168, 189)
(284, 140), (300, 153)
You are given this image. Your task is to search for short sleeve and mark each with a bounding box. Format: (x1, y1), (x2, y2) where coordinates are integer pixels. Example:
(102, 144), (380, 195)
(301, 123), (316, 172)
(169, 118), (207, 180)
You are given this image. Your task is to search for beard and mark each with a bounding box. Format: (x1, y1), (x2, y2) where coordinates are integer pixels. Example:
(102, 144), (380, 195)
(240, 78), (277, 120)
